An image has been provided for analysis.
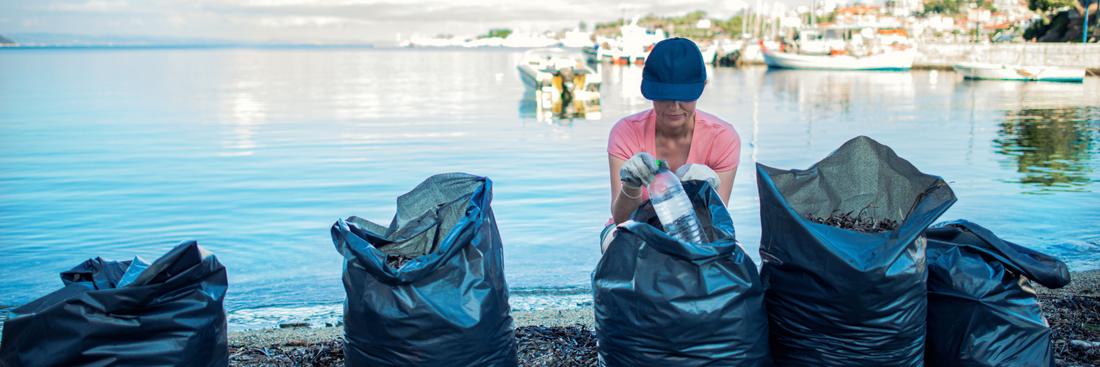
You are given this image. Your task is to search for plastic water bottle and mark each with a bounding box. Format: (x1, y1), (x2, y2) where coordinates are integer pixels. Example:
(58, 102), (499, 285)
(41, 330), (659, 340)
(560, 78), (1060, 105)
(648, 162), (705, 243)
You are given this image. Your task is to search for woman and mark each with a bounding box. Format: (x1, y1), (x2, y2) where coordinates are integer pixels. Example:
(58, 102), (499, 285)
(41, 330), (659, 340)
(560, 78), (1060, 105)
(602, 38), (742, 252)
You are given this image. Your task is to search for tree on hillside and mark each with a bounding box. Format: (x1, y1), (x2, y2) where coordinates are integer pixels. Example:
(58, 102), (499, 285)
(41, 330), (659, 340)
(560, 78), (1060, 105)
(484, 29), (512, 39)
(714, 16), (746, 36)
(678, 11), (708, 26)
(1028, 0), (1086, 20)
(922, 0), (963, 15)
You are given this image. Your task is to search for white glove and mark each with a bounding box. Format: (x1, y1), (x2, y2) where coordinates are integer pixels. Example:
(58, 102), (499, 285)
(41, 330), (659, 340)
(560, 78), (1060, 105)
(675, 163), (721, 189)
(620, 152), (658, 190)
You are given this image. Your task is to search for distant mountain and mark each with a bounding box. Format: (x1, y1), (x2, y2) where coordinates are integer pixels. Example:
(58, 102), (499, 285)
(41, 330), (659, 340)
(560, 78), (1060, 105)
(0, 33), (372, 47)
(0, 34), (15, 45)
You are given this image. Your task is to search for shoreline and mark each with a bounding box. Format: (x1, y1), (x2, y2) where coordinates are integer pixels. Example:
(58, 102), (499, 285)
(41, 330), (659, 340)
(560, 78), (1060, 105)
(227, 269), (1095, 347)
(6, 272), (1092, 364)
(228, 307), (596, 347)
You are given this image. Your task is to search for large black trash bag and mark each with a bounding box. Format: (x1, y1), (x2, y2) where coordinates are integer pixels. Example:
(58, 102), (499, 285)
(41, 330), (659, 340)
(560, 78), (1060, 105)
(756, 135), (957, 367)
(330, 173), (517, 367)
(594, 180), (773, 367)
(925, 220), (1070, 367)
(0, 240), (229, 367)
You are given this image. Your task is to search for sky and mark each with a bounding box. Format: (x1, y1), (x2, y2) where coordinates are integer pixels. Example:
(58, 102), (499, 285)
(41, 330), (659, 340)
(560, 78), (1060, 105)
(0, 0), (845, 45)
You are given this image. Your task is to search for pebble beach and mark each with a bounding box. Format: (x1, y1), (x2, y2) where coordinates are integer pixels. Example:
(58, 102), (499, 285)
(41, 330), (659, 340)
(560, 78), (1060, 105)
(227, 270), (1099, 367)
(228, 307), (596, 346)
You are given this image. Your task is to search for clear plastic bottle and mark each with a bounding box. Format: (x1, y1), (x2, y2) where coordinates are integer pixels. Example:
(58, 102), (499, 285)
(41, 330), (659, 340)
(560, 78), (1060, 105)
(648, 162), (705, 243)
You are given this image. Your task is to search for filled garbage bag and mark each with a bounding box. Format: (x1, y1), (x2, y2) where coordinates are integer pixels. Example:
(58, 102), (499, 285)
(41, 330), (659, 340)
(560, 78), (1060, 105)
(330, 173), (517, 367)
(0, 240), (228, 367)
(925, 219), (1070, 367)
(756, 135), (956, 367)
(594, 180), (772, 367)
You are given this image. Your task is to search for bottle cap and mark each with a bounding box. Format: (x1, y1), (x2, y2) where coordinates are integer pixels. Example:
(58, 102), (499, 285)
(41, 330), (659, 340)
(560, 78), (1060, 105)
(656, 159), (671, 172)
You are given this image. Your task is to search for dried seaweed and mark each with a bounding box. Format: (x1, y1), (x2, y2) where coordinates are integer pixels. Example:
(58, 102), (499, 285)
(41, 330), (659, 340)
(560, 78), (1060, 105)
(515, 324), (597, 367)
(229, 339), (345, 367)
(385, 255), (417, 269)
(1041, 295), (1100, 367)
(1038, 272), (1100, 367)
(227, 325), (598, 367)
(807, 206), (900, 233)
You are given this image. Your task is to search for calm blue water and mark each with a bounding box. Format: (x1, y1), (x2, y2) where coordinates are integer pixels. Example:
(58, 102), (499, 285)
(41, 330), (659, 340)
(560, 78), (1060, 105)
(2, 47), (1098, 330)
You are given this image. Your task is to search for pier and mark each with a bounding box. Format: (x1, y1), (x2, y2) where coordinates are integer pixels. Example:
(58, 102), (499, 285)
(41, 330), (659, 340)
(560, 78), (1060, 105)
(912, 43), (1100, 74)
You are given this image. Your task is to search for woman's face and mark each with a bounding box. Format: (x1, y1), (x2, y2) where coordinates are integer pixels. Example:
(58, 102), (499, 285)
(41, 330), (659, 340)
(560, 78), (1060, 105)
(652, 100), (697, 128)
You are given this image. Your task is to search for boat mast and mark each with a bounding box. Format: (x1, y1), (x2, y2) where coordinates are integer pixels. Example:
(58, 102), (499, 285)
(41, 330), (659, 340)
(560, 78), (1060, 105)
(742, 8), (749, 39)
(811, 0), (816, 27)
(757, 0), (763, 38)
(1085, 0), (1091, 43)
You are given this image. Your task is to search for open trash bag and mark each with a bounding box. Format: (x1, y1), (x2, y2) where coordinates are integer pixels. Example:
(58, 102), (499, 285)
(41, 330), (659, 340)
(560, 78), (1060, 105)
(330, 173), (516, 367)
(925, 220), (1070, 367)
(594, 180), (772, 367)
(756, 136), (956, 367)
(0, 240), (228, 367)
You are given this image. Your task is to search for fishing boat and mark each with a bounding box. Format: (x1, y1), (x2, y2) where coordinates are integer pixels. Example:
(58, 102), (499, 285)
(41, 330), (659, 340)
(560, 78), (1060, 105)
(953, 62), (1085, 82)
(760, 40), (916, 71)
(516, 47), (602, 115)
(587, 16), (665, 65)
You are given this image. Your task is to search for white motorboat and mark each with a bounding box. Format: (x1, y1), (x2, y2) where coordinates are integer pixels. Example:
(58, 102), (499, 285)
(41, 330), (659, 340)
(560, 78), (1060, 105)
(589, 16), (665, 65)
(953, 62), (1085, 82)
(761, 40), (916, 71)
(517, 47), (602, 115)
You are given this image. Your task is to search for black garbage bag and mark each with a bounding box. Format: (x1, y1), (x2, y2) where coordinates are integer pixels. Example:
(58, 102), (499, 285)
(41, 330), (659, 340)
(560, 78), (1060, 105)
(756, 135), (957, 367)
(594, 180), (772, 367)
(0, 240), (228, 367)
(330, 173), (517, 367)
(925, 220), (1070, 367)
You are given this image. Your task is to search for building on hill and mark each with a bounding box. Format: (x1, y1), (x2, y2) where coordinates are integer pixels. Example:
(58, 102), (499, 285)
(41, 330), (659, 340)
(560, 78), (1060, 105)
(886, 0), (926, 16)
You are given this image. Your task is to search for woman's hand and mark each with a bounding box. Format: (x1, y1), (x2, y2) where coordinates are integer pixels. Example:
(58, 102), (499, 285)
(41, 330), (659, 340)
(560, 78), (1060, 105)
(620, 152), (658, 190)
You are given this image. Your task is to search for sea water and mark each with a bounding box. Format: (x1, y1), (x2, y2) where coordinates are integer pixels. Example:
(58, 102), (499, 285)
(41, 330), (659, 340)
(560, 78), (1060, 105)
(1, 47), (1098, 331)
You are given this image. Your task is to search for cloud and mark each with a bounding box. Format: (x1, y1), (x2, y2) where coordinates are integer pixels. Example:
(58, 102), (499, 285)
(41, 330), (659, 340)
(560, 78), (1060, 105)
(210, 0), (437, 7)
(254, 15), (370, 27)
(131, 18), (146, 26)
(40, 0), (130, 12)
(723, 0), (750, 11)
(167, 15), (186, 27)
(22, 18), (41, 27)
(196, 0), (739, 23)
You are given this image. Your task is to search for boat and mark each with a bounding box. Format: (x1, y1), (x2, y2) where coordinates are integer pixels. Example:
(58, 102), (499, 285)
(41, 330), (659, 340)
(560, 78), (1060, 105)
(760, 40), (916, 71)
(795, 26), (913, 56)
(587, 16), (665, 65)
(700, 42), (719, 64)
(516, 47), (602, 116)
(560, 29), (595, 49)
(953, 62), (1085, 82)
(795, 28), (848, 55)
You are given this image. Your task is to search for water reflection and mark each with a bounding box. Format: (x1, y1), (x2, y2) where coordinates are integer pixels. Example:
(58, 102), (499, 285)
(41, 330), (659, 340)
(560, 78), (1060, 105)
(517, 90), (601, 123)
(221, 92), (264, 156)
(955, 79), (1089, 109)
(602, 63), (647, 106)
(762, 69), (916, 114)
(995, 106), (1099, 193)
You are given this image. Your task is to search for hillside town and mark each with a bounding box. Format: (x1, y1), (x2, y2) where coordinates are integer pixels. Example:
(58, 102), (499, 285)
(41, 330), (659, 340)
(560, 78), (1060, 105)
(401, 0), (1098, 48)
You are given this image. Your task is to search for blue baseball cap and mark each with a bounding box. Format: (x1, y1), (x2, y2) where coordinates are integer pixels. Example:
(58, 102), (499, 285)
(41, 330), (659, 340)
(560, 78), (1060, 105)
(641, 38), (706, 102)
